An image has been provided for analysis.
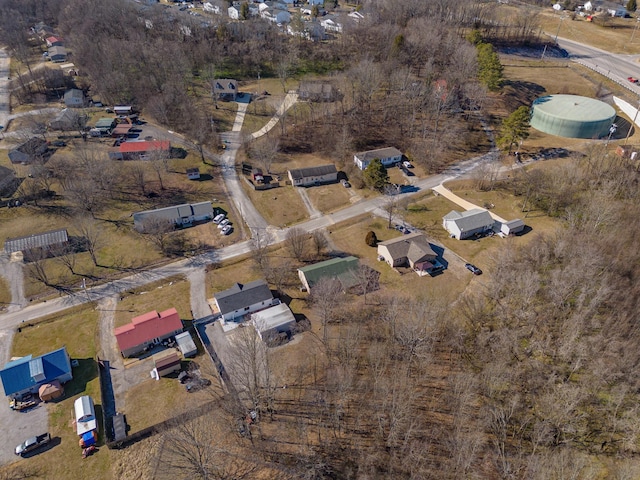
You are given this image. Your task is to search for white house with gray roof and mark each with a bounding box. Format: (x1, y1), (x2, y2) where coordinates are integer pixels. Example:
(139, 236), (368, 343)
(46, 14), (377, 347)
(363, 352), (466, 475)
(214, 279), (276, 322)
(354, 147), (403, 170)
(133, 201), (214, 232)
(288, 164), (337, 186)
(443, 209), (496, 240)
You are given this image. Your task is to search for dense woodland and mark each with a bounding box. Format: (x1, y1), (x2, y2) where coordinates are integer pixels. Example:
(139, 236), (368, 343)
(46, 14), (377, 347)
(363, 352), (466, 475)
(2, 0), (640, 479)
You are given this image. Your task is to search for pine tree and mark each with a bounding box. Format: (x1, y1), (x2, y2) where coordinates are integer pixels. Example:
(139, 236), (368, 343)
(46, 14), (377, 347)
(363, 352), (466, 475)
(477, 42), (503, 91)
(628, 0), (637, 14)
(497, 106), (531, 153)
(365, 231), (378, 247)
(362, 158), (389, 191)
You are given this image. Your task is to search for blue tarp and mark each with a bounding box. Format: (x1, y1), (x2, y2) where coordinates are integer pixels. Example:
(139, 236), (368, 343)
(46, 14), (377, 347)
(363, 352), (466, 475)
(81, 431), (96, 447)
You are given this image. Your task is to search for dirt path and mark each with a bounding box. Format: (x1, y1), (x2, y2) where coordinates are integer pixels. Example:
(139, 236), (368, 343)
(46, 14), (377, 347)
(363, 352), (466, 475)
(0, 254), (27, 312)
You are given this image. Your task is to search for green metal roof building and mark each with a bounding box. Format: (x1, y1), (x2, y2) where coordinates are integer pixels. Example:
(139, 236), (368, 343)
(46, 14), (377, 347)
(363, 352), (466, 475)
(298, 256), (359, 292)
(530, 94), (616, 139)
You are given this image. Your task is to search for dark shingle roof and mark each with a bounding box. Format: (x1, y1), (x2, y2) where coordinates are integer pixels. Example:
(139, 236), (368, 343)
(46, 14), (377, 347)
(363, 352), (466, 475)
(443, 209), (495, 232)
(288, 164), (337, 180)
(214, 279), (273, 315)
(354, 147), (402, 162)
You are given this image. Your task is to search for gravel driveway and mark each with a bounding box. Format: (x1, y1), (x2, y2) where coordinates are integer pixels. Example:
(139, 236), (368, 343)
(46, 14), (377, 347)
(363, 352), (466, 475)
(0, 328), (49, 466)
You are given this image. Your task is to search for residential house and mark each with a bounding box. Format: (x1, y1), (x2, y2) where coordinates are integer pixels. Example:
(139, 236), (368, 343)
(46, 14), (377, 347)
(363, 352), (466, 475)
(320, 15), (343, 33)
(175, 331), (197, 357)
(50, 108), (87, 131)
(33, 23), (55, 39)
(94, 117), (117, 136)
(288, 164), (337, 186)
(0, 347), (72, 399)
(261, 7), (291, 24)
(45, 36), (64, 47)
(298, 81), (336, 101)
(308, 0), (324, 4)
(4, 229), (69, 260)
(443, 208), (496, 240)
(251, 303), (296, 344)
(228, 5), (240, 19)
(114, 105), (133, 116)
(63, 89), (85, 108)
(154, 351), (181, 377)
(584, 1), (593, 11)
(377, 232), (440, 274)
(109, 140), (171, 160)
(348, 10), (365, 21)
(186, 167), (201, 180)
(114, 308), (184, 357)
(500, 219), (525, 236)
(213, 79), (238, 101)
(203, 2), (221, 14)
(48, 46), (67, 63)
(8, 138), (48, 164)
(74, 395), (97, 436)
(298, 256), (360, 292)
(213, 279), (276, 322)
(353, 146), (403, 170)
(133, 201), (214, 232)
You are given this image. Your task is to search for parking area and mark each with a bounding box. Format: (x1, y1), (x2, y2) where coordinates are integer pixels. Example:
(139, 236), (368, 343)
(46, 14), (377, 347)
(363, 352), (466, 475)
(0, 328), (49, 466)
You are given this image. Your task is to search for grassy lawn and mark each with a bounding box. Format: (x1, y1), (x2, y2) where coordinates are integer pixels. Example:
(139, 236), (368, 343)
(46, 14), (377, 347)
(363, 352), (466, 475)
(205, 256), (264, 299)
(240, 180), (307, 227)
(306, 182), (352, 213)
(9, 305), (113, 480)
(0, 268), (12, 309)
(114, 276), (192, 329)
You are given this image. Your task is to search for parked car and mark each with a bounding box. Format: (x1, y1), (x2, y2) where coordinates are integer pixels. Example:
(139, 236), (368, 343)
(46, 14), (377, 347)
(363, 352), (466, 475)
(341, 179), (351, 188)
(51, 140), (66, 147)
(213, 213), (226, 224)
(403, 161), (414, 169)
(218, 219), (231, 229)
(221, 224), (233, 235)
(15, 433), (51, 457)
(465, 263), (482, 275)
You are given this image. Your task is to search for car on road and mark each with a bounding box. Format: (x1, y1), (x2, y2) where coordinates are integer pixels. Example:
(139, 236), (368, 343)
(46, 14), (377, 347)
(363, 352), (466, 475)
(629, 76), (639, 83)
(465, 263), (482, 275)
(221, 224), (233, 235)
(218, 219), (231, 229)
(15, 433), (51, 457)
(213, 213), (225, 224)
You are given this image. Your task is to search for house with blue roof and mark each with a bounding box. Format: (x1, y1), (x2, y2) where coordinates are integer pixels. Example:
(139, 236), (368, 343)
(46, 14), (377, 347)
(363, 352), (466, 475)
(0, 347), (72, 399)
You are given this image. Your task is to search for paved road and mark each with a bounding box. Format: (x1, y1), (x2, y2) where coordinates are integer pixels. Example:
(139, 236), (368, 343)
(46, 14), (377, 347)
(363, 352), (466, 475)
(556, 36), (640, 94)
(0, 48), (9, 132)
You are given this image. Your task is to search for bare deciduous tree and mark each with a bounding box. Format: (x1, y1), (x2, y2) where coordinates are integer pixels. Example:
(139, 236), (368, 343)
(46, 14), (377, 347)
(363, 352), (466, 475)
(285, 227), (307, 261)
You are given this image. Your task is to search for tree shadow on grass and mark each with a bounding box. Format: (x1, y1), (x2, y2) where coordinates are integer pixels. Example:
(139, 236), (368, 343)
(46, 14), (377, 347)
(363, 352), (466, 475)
(63, 358), (98, 398)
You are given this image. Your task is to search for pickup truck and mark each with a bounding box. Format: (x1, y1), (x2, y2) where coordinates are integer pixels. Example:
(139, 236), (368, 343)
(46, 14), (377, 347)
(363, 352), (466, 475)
(15, 433), (51, 456)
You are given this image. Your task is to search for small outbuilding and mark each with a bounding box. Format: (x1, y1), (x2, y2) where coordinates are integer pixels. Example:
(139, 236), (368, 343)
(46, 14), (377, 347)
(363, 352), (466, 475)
(154, 351), (181, 377)
(74, 395), (97, 436)
(38, 380), (64, 402)
(251, 303), (297, 344)
(175, 331), (197, 358)
(186, 167), (201, 180)
(500, 219), (525, 236)
(133, 201), (214, 232)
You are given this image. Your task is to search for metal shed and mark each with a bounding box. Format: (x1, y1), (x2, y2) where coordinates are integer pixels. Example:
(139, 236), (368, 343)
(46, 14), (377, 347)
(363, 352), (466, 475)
(175, 332), (197, 358)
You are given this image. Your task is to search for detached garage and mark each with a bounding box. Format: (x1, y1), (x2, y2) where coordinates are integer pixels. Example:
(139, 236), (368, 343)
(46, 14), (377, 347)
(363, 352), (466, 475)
(154, 351), (181, 377)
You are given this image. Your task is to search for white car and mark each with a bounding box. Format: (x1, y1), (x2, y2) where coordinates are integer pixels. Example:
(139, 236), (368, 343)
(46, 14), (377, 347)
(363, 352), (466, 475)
(218, 219), (231, 229)
(213, 213), (225, 224)
(221, 225), (233, 235)
(402, 161), (413, 169)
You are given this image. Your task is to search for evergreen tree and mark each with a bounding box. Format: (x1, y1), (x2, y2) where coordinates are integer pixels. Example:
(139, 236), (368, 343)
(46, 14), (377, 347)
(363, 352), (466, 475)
(477, 42), (503, 91)
(497, 106), (531, 153)
(628, 0), (637, 13)
(365, 231), (378, 247)
(363, 158), (389, 191)
(240, 2), (249, 20)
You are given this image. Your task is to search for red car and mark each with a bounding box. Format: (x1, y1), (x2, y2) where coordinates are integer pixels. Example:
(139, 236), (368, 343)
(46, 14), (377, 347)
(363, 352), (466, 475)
(628, 76), (639, 83)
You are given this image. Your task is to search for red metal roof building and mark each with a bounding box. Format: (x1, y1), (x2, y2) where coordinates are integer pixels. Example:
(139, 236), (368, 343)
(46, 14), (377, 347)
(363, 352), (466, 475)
(111, 140), (171, 160)
(114, 308), (183, 357)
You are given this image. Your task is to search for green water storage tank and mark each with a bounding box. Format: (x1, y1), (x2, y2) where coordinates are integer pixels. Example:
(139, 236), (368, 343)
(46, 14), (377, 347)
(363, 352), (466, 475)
(530, 94), (616, 139)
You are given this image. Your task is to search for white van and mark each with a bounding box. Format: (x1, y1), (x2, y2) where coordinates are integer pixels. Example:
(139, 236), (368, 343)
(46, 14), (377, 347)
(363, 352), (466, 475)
(213, 213), (225, 224)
